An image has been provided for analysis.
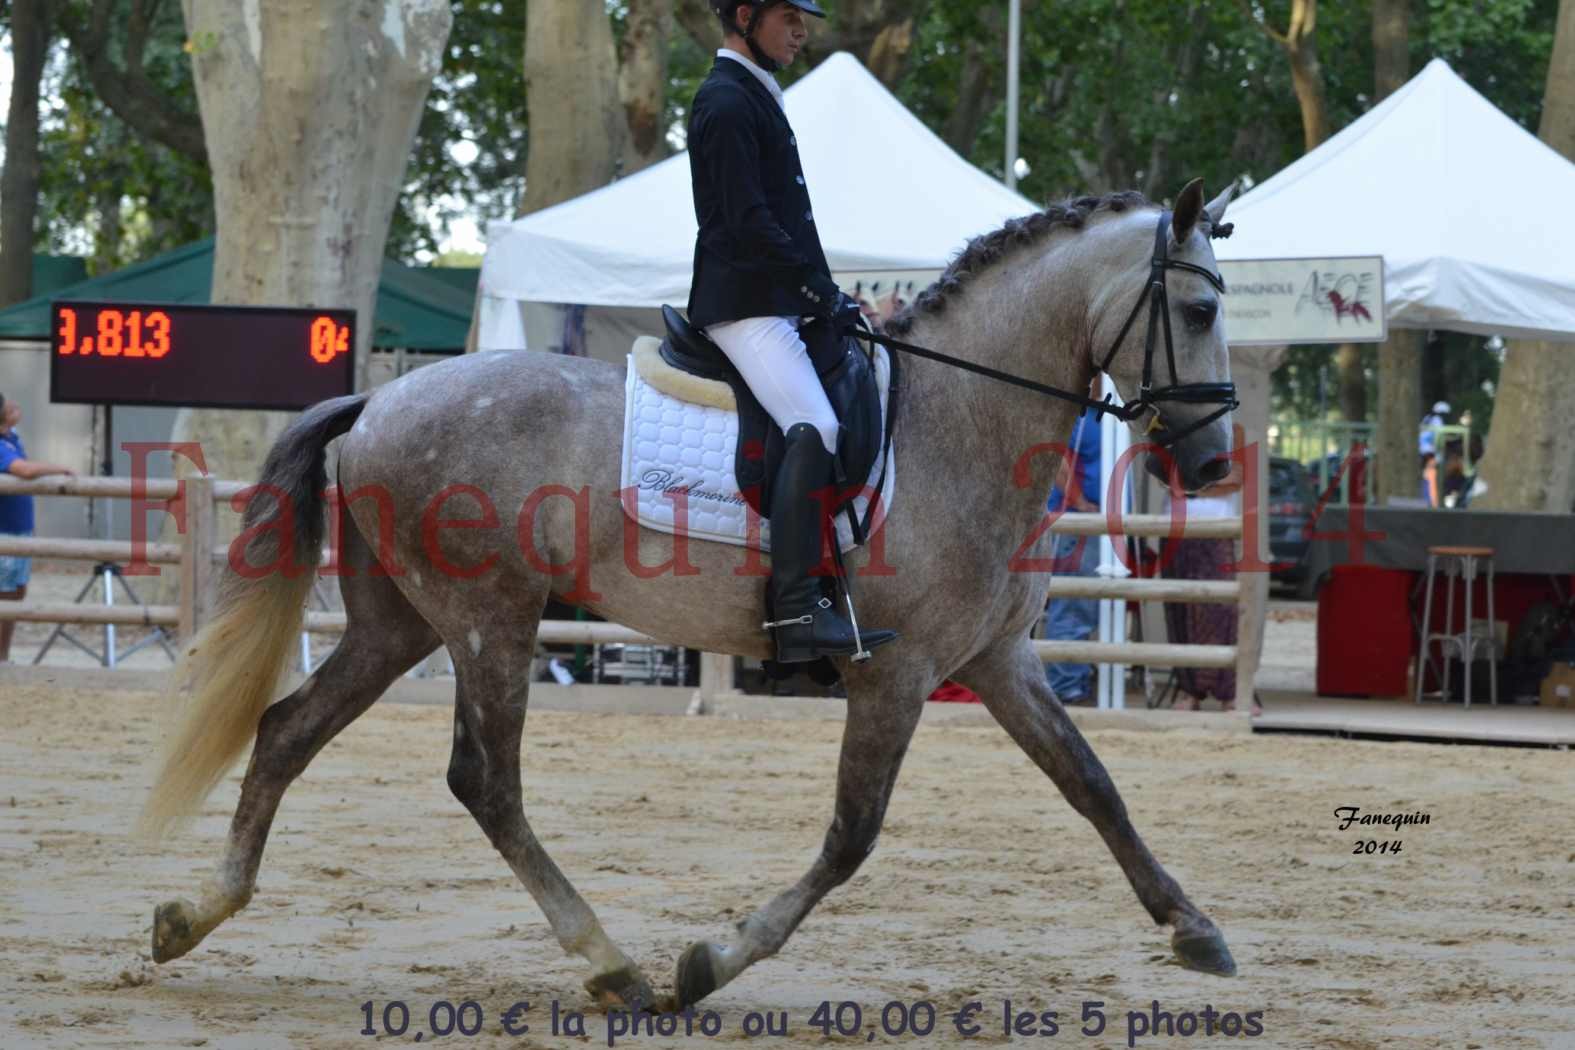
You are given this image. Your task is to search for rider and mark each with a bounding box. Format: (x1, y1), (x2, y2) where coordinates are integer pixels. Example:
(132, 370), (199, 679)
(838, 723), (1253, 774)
(687, 0), (896, 664)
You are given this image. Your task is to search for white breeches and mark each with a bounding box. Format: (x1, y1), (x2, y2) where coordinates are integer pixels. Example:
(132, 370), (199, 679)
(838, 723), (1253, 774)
(705, 315), (840, 456)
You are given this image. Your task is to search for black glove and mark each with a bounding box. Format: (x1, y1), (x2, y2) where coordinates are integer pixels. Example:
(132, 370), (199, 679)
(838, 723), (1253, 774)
(831, 291), (863, 328)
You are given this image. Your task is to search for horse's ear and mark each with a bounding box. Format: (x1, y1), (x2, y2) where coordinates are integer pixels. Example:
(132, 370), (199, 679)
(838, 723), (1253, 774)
(1171, 178), (1206, 243)
(1204, 183), (1235, 231)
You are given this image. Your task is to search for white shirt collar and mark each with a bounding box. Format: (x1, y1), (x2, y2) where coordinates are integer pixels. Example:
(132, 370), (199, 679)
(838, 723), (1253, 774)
(717, 48), (786, 113)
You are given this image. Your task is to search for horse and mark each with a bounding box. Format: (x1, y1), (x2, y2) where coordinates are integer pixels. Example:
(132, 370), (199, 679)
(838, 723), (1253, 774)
(141, 180), (1242, 1010)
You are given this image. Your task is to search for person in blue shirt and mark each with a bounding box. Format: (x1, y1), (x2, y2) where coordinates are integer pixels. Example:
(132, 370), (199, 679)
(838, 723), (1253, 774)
(1043, 407), (1102, 704)
(0, 393), (76, 662)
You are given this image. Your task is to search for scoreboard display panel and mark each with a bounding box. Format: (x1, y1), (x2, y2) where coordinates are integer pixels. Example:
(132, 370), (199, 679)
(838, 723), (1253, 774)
(50, 300), (356, 410)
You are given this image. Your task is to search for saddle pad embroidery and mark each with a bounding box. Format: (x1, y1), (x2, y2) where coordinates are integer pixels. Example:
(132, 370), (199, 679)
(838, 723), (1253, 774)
(619, 347), (895, 552)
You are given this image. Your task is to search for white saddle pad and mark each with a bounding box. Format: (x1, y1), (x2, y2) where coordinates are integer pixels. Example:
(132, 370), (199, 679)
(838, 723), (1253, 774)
(619, 337), (895, 552)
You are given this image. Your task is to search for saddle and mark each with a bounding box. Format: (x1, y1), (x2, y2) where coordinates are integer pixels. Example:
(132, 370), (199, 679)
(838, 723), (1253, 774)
(657, 305), (896, 546)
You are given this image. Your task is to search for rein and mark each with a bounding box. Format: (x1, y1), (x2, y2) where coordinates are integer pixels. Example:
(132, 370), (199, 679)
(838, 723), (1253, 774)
(847, 211), (1239, 448)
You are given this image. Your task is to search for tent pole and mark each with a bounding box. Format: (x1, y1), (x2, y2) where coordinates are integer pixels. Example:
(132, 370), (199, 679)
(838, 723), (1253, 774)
(1005, 0), (1020, 190)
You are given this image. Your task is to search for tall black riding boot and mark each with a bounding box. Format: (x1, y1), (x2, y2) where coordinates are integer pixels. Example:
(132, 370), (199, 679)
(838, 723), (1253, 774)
(764, 423), (898, 663)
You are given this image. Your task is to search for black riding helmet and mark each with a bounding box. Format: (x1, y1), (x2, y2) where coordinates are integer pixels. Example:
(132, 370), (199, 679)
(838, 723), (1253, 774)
(711, 0), (826, 73)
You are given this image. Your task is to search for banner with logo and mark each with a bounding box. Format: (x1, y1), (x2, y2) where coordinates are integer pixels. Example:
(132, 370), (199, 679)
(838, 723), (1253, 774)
(1218, 256), (1386, 345)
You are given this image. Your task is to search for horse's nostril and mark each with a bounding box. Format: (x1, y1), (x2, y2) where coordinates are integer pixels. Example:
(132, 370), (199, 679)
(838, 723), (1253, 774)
(1198, 457), (1231, 485)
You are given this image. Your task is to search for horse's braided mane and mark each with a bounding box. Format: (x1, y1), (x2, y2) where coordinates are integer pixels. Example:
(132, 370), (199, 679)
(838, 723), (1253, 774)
(883, 190), (1152, 337)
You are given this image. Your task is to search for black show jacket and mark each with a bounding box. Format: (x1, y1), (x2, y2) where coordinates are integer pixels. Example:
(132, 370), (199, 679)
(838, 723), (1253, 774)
(686, 56), (842, 329)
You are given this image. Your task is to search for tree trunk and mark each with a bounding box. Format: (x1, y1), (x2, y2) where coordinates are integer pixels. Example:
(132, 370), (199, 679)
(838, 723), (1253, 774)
(863, 18), (916, 87)
(1374, 329), (1422, 505)
(942, 41), (995, 157)
(1540, 0), (1575, 152)
(674, 0), (721, 53)
(1238, 0), (1329, 150)
(94, 182), (123, 274)
(800, 0), (930, 86)
(0, 0), (51, 308)
(618, 0), (674, 175)
(1421, 333), (1447, 409)
(1475, 0), (1575, 511)
(1286, 32), (1331, 151)
(522, 0), (625, 215)
(1370, 0), (1415, 496)
(1372, 0), (1410, 100)
(1334, 343), (1366, 423)
(1240, 0), (1362, 423)
(170, 0), (450, 521)
(1142, 4), (1208, 200)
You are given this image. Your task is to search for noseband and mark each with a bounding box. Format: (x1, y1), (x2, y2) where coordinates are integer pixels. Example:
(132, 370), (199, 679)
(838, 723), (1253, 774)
(849, 209), (1239, 449)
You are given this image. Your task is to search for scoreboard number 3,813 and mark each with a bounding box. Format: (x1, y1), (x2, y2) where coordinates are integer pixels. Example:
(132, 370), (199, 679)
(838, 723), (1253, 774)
(48, 299), (356, 411)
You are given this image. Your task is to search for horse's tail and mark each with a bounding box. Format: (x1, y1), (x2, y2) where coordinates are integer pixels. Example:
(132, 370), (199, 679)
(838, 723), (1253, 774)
(138, 394), (369, 841)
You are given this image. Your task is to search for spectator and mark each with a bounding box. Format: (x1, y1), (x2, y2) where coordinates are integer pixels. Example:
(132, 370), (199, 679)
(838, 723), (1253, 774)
(1042, 408), (1102, 705)
(1419, 400), (1450, 456)
(0, 393), (76, 663)
(1440, 452), (1470, 507)
(1161, 467), (1261, 715)
(1420, 451), (1438, 506)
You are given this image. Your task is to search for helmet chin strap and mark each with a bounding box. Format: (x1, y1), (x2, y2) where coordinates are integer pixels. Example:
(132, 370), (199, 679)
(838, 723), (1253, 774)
(742, 2), (782, 72)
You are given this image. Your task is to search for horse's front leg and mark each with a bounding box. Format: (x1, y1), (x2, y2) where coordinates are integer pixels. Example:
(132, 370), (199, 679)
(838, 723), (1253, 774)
(673, 663), (936, 1007)
(954, 637), (1237, 976)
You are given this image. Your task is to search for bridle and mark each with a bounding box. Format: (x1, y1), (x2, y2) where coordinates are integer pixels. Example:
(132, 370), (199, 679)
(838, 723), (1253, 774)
(1093, 210), (1239, 445)
(849, 210), (1240, 448)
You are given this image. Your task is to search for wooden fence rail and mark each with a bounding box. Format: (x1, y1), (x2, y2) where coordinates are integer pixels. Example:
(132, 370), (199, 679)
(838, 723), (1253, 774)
(0, 477), (1246, 709)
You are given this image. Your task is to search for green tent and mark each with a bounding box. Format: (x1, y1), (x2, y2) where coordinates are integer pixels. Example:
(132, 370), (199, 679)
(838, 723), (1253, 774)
(0, 239), (476, 351)
(31, 254), (89, 296)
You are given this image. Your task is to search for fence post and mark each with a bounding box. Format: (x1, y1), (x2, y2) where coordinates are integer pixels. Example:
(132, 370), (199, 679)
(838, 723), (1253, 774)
(697, 651), (735, 707)
(179, 476), (217, 641)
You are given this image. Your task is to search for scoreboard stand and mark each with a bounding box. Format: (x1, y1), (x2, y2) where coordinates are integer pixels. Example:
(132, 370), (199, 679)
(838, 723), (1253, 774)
(44, 298), (357, 668)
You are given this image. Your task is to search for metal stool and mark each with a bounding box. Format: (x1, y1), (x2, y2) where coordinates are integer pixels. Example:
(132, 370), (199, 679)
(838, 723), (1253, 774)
(1414, 545), (1497, 707)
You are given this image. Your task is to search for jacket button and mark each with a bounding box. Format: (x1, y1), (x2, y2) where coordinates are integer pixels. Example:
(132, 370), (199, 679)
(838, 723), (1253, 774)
(790, 135), (796, 146)
(804, 210), (813, 221)
(795, 175), (805, 185)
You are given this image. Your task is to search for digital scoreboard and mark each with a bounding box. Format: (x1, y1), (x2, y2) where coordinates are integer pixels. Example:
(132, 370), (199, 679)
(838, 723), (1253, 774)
(50, 300), (356, 410)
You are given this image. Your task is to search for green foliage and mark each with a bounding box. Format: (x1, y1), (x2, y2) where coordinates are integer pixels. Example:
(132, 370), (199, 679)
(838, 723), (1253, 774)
(1424, 0), (1559, 130)
(1265, 0), (1555, 428)
(18, 0), (530, 267)
(34, 1), (212, 269)
(8, 0), (1562, 440)
(392, 0), (527, 260)
(899, 0), (1369, 203)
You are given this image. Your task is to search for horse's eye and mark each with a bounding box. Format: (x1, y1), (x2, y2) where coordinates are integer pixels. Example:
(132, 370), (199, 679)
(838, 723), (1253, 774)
(1182, 300), (1218, 333)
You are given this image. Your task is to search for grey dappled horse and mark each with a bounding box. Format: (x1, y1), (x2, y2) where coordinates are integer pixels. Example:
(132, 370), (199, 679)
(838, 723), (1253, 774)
(142, 182), (1241, 1008)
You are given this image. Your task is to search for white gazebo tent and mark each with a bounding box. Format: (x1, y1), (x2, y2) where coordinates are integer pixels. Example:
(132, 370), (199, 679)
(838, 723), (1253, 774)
(1216, 57), (1575, 343)
(1210, 58), (1575, 712)
(476, 51), (1037, 357)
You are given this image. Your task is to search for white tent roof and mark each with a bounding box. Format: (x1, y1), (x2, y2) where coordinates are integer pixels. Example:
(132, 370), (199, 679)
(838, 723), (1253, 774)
(478, 51), (1035, 314)
(1216, 58), (1575, 343)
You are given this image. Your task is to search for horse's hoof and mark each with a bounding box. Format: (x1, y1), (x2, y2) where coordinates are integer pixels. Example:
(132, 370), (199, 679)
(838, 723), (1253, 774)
(1172, 928), (1237, 976)
(584, 965), (658, 1012)
(152, 899), (200, 963)
(674, 941), (721, 1008)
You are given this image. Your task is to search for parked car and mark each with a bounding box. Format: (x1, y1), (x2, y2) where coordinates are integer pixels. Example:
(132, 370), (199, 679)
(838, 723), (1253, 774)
(1305, 447), (1375, 505)
(1269, 456), (1318, 597)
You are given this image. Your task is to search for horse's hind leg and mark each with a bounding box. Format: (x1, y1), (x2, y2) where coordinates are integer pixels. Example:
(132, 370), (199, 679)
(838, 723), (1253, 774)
(954, 637), (1236, 976)
(444, 613), (657, 1010)
(152, 567), (438, 963)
